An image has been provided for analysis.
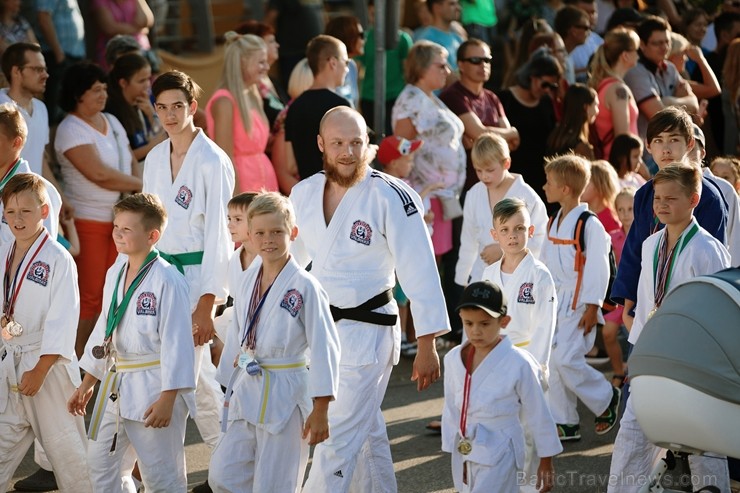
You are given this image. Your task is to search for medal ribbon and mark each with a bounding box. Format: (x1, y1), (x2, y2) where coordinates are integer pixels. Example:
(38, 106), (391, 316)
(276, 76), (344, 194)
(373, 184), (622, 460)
(105, 250), (159, 339)
(0, 159), (22, 193)
(3, 233), (49, 318)
(240, 267), (273, 350)
(652, 223), (699, 308)
(459, 345), (476, 440)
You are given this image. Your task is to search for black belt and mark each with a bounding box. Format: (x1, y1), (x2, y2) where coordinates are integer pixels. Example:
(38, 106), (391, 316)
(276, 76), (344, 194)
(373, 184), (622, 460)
(330, 289), (398, 326)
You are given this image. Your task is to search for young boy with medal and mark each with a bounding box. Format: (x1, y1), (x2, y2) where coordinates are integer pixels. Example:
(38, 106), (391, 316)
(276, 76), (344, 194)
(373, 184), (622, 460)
(210, 192), (340, 493)
(607, 164), (731, 493)
(441, 281), (561, 493)
(68, 193), (196, 492)
(0, 173), (92, 492)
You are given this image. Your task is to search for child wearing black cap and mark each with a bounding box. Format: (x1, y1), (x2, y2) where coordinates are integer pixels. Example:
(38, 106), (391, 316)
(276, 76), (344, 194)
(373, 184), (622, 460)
(441, 281), (562, 493)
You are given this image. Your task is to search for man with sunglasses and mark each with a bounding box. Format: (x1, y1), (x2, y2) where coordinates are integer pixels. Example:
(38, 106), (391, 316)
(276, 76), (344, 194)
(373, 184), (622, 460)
(566, 0), (605, 83)
(554, 5), (592, 84)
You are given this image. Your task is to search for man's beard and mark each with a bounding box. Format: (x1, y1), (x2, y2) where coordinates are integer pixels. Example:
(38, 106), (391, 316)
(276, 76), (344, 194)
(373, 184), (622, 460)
(323, 154), (368, 188)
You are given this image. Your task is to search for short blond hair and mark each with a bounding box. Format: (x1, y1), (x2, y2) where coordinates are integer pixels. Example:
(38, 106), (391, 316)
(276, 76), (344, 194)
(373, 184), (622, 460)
(247, 191), (296, 230)
(589, 160), (621, 207)
(0, 103), (27, 145)
(471, 132), (510, 168)
(405, 40), (448, 84)
(1, 173), (48, 206)
(113, 193), (168, 231)
(544, 153), (591, 197)
(653, 162), (702, 197)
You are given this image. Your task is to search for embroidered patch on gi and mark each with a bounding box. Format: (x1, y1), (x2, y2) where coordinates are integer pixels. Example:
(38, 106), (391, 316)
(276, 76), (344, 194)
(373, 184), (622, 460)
(280, 289), (303, 317)
(27, 261), (50, 287)
(136, 292), (157, 316)
(349, 220), (372, 245)
(517, 282), (535, 304)
(175, 185), (193, 209)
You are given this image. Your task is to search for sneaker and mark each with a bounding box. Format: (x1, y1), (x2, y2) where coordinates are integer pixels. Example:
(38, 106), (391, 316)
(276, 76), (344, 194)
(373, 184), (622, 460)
(13, 468), (58, 492)
(557, 424), (581, 442)
(192, 480), (212, 493)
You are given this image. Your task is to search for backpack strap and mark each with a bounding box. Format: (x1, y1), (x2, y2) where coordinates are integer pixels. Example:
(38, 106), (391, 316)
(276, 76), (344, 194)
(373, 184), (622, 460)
(570, 211), (593, 311)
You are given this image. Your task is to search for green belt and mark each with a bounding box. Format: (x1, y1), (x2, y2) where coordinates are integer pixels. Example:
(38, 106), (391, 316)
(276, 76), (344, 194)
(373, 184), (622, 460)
(159, 251), (204, 274)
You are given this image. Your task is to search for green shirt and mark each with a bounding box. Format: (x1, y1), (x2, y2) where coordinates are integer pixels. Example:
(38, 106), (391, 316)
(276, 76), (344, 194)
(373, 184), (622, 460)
(356, 29), (414, 101)
(461, 0), (497, 27)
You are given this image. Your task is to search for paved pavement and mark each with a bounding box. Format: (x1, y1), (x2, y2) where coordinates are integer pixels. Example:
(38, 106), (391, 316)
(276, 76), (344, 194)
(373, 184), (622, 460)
(11, 354), (619, 493)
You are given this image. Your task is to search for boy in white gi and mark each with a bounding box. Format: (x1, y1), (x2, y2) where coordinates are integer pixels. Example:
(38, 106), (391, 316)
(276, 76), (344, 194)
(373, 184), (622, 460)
(68, 193), (196, 493)
(442, 281), (562, 493)
(0, 174), (91, 492)
(482, 197), (557, 492)
(541, 154), (621, 441)
(143, 71), (234, 453)
(607, 164), (731, 493)
(210, 192), (340, 493)
(455, 132), (548, 286)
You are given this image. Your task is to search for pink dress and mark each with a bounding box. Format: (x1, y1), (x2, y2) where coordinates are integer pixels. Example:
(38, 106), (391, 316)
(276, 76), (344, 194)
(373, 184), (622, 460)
(92, 0), (151, 69)
(592, 77), (639, 160)
(604, 227), (627, 324)
(205, 89), (279, 193)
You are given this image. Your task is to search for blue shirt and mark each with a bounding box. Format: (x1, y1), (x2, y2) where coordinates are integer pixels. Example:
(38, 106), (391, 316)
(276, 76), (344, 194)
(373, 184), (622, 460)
(36, 0), (85, 58)
(611, 175), (728, 310)
(413, 26), (464, 70)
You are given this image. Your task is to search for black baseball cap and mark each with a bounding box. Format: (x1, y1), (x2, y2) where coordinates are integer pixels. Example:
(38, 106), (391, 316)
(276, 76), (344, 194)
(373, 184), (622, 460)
(457, 281), (508, 318)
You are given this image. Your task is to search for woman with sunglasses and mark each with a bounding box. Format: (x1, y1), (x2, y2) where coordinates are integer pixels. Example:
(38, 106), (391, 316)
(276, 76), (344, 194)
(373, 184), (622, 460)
(325, 15), (365, 109)
(498, 49), (562, 206)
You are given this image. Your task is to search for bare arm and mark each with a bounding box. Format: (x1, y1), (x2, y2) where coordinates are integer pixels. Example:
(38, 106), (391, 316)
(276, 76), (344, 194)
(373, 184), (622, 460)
(273, 132), (300, 195)
(134, 0), (155, 29)
(64, 145), (142, 192)
(655, 0), (682, 28)
(95, 0), (152, 36)
(685, 46), (721, 100)
(458, 112), (520, 149)
(637, 96), (665, 121)
(210, 96), (240, 193)
(608, 84), (633, 136)
(663, 79), (699, 113)
(393, 117), (418, 140)
(37, 11), (64, 63)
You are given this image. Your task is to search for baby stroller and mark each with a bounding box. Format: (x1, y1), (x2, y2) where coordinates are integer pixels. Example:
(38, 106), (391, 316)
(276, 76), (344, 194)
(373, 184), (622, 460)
(629, 268), (740, 493)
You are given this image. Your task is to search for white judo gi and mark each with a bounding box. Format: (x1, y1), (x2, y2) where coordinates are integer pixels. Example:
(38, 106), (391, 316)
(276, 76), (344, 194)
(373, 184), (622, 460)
(455, 176), (548, 286)
(210, 257), (340, 493)
(291, 169), (451, 493)
(608, 219), (731, 493)
(81, 256), (196, 493)
(0, 159), (61, 245)
(541, 204), (613, 426)
(143, 129), (234, 448)
(0, 231), (91, 493)
(441, 337), (562, 493)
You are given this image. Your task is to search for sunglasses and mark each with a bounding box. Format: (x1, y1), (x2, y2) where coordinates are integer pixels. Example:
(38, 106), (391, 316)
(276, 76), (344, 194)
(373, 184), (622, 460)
(358, 31), (365, 39)
(460, 56), (492, 65)
(541, 81), (559, 91)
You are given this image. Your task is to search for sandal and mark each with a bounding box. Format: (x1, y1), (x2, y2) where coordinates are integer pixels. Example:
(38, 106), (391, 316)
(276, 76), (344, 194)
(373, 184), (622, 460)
(611, 375), (627, 389)
(595, 387), (622, 435)
(557, 424), (581, 442)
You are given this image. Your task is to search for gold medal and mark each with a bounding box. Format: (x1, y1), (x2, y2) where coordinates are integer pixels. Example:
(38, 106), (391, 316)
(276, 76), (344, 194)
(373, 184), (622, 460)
(457, 438), (472, 455)
(92, 344), (107, 359)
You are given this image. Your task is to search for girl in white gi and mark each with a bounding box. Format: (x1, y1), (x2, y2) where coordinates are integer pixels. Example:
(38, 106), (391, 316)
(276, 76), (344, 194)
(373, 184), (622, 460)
(540, 154), (621, 441)
(455, 132), (547, 287)
(608, 164), (731, 493)
(442, 281), (562, 493)
(68, 193), (196, 493)
(0, 174), (92, 493)
(143, 71), (234, 453)
(210, 192), (340, 493)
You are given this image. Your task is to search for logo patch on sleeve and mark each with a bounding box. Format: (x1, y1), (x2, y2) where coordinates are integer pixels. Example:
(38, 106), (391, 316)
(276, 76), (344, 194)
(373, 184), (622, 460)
(280, 289), (303, 317)
(175, 185), (193, 209)
(27, 261), (50, 286)
(517, 282), (535, 304)
(136, 292), (157, 316)
(349, 220), (372, 245)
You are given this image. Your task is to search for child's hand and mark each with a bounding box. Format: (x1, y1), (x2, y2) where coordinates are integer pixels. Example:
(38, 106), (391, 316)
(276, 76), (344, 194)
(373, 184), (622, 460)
(302, 397), (331, 445)
(578, 304), (599, 335)
(18, 366), (48, 397)
(536, 457), (555, 492)
(479, 243), (503, 265)
(423, 211), (435, 224)
(67, 386), (94, 416)
(143, 391), (177, 428)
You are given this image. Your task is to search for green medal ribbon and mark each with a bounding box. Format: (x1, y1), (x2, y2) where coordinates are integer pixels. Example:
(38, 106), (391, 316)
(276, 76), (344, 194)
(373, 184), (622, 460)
(0, 159), (23, 192)
(105, 250), (159, 339)
(652, 223), (699, 307)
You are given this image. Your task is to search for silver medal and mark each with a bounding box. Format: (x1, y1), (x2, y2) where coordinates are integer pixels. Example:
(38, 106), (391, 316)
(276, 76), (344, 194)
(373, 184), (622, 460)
(6, 320), (22, 337)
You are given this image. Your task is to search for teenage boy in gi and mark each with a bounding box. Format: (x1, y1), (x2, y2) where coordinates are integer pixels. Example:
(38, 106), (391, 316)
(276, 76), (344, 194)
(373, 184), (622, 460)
(69, 193), (195, 493)
(210, 192), (340, 493)
(541, 154), (621, 441)
(0, 173), (91, 492)
(607, 164), (731, 492)
(442, 281), (562, 493)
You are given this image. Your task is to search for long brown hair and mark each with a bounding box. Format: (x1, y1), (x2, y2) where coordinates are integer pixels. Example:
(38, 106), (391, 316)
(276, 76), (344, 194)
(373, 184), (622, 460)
(547, 84), (596, 154)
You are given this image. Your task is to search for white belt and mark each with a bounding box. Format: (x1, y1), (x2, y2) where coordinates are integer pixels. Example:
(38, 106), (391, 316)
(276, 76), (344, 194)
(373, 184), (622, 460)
(222, 355), (307, 432)
(88, 353), (161, 443)
(0, 332), (44, 412)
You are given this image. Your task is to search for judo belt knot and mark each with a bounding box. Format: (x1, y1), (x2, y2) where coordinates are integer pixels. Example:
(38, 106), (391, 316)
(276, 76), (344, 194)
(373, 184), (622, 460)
(330, 289), (398, 326)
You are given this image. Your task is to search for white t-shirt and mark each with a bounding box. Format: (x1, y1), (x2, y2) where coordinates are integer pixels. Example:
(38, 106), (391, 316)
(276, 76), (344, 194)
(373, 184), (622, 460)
(55, 113), (132, 222)
(0, 89), (49, 175)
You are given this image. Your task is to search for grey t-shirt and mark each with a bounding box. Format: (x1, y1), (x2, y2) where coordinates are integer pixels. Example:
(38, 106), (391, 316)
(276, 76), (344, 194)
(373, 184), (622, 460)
(624, 59), (681, 142)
